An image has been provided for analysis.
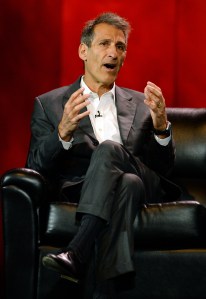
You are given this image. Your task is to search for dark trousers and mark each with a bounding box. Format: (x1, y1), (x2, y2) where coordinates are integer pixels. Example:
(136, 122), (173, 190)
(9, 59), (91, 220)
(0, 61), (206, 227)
(75, 140), (162, 281)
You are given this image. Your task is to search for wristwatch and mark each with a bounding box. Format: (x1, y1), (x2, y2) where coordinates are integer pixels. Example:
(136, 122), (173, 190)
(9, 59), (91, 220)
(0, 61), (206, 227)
(153, 121), (171, 137)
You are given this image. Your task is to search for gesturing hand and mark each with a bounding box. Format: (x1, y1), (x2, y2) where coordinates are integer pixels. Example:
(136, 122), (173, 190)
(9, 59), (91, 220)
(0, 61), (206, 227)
(144, 81), (168, 131)
(58, 87), (90, 141)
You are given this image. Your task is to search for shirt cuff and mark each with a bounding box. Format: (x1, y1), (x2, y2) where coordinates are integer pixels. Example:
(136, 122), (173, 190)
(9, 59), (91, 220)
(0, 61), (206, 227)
(58, 134), (74, 150)
(154, 134), (171, 146)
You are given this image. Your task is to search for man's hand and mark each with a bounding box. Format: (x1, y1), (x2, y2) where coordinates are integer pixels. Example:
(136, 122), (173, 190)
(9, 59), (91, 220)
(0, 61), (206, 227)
(58, 87), (90, 141)
(144, 81), (168, 132)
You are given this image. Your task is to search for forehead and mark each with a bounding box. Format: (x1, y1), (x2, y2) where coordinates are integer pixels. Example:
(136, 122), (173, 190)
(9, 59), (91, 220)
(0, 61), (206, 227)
(92, 23), (126, 43)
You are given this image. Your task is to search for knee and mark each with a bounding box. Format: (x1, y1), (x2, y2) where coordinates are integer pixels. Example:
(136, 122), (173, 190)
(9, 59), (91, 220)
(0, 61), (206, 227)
(115, 173), (146, 208)
(121, 173), (145, 195)
(98, 140), (122, 151)
(93, 140), (123, 159)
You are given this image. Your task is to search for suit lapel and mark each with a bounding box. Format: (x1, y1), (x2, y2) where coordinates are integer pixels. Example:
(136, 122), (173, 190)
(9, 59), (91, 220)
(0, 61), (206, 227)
(62, 77), (81, 107)
(115, 86), (137, 145)
(78, 110), (96, 140)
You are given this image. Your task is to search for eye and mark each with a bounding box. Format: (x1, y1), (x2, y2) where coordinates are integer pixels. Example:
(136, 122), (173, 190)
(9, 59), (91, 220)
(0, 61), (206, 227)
(116, 43), (126, 52)
(99, 40), (109, 46)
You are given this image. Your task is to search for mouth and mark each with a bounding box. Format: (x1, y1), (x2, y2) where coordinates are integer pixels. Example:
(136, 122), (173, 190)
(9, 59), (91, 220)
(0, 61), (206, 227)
(103, 63), (117, 70)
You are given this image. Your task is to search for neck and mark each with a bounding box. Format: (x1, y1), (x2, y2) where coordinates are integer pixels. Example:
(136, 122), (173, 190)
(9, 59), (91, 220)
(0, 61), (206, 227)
(83, 76), (114, 97)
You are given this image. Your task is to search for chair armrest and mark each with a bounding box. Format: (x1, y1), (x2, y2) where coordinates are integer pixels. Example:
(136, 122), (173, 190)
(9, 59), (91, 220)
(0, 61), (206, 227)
(0, 168), (47, 299)
(1, 167), (47, 206)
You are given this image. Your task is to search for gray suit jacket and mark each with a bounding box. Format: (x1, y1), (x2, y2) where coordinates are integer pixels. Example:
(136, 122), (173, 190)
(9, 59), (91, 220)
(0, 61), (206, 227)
(26, 77), (181, 202)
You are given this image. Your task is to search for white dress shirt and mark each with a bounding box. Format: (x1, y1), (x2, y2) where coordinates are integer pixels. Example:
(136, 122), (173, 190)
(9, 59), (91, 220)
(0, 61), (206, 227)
(81, 77), (122, 144)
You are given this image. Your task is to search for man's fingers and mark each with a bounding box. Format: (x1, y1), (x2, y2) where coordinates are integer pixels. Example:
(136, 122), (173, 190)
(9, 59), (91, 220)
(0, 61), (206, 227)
(147, 81), (161, 92)
(145, 84), (162, 99)
(71, 94), (90, 108)
(66, 98), (90, 125)
(67, 87), (89, 107)
(72, 110), (90, 123)
(69, 87), (85, 101)
(144, 82), (166, 111)
(64, 100), (90, 125)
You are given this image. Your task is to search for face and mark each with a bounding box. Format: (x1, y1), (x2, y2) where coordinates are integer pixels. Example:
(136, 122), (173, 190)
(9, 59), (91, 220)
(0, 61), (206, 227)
(79, 23), (127, 92)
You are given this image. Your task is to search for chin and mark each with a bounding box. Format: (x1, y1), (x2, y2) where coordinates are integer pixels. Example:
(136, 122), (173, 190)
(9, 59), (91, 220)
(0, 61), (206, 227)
(105, 74), (117, 83)
(103, 80), (115, 87)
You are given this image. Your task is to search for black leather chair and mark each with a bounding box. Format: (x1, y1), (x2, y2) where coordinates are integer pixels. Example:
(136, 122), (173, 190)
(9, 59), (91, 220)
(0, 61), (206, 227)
(1, 108), (206, 299)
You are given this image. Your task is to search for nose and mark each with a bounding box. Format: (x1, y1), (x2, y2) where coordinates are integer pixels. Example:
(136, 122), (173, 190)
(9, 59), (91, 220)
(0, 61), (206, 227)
(107, 44), (118, 59)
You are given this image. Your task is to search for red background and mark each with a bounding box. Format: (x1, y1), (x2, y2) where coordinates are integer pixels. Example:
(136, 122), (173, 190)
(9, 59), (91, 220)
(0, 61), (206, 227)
(1, 0), (206, 295)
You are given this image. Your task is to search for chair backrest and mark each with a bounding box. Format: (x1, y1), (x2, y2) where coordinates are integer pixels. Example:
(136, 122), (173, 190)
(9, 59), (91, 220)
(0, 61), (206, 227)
(166, 108), (206, 204)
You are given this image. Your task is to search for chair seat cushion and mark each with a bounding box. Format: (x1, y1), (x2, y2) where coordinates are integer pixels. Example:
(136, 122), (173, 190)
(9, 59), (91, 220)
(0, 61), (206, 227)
(39, 201), (206, 249)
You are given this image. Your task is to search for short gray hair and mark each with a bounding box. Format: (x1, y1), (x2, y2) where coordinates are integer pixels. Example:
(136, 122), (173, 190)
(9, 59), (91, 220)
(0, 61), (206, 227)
(80, 12), (131, 47)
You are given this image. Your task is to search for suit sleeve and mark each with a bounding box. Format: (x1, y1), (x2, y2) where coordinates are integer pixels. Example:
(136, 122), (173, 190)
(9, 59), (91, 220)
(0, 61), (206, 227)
(142, 131), (175, 177)
(26, 97), (66, 174)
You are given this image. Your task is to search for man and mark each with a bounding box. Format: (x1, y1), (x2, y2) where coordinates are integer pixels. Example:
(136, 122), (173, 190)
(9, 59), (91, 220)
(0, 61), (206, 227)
(26, 12), (180, 298)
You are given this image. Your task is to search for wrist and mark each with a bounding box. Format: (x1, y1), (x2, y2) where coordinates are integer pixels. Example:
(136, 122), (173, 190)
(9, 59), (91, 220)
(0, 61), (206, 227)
(58, 124), (73, 142)
(153, 121), (171, 137)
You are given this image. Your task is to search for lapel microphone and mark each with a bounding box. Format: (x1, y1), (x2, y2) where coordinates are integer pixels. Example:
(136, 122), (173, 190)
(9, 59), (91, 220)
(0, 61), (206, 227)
(95, 110), (103, 118)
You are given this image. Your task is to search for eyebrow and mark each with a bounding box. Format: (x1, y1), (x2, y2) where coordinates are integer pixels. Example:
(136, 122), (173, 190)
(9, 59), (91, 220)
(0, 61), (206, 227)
(99, 39), (126, 46)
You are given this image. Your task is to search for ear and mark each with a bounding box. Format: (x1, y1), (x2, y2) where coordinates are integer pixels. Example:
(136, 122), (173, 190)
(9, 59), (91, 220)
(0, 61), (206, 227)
(120, 51), (127, 67)
(78, 43), (88, 61)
